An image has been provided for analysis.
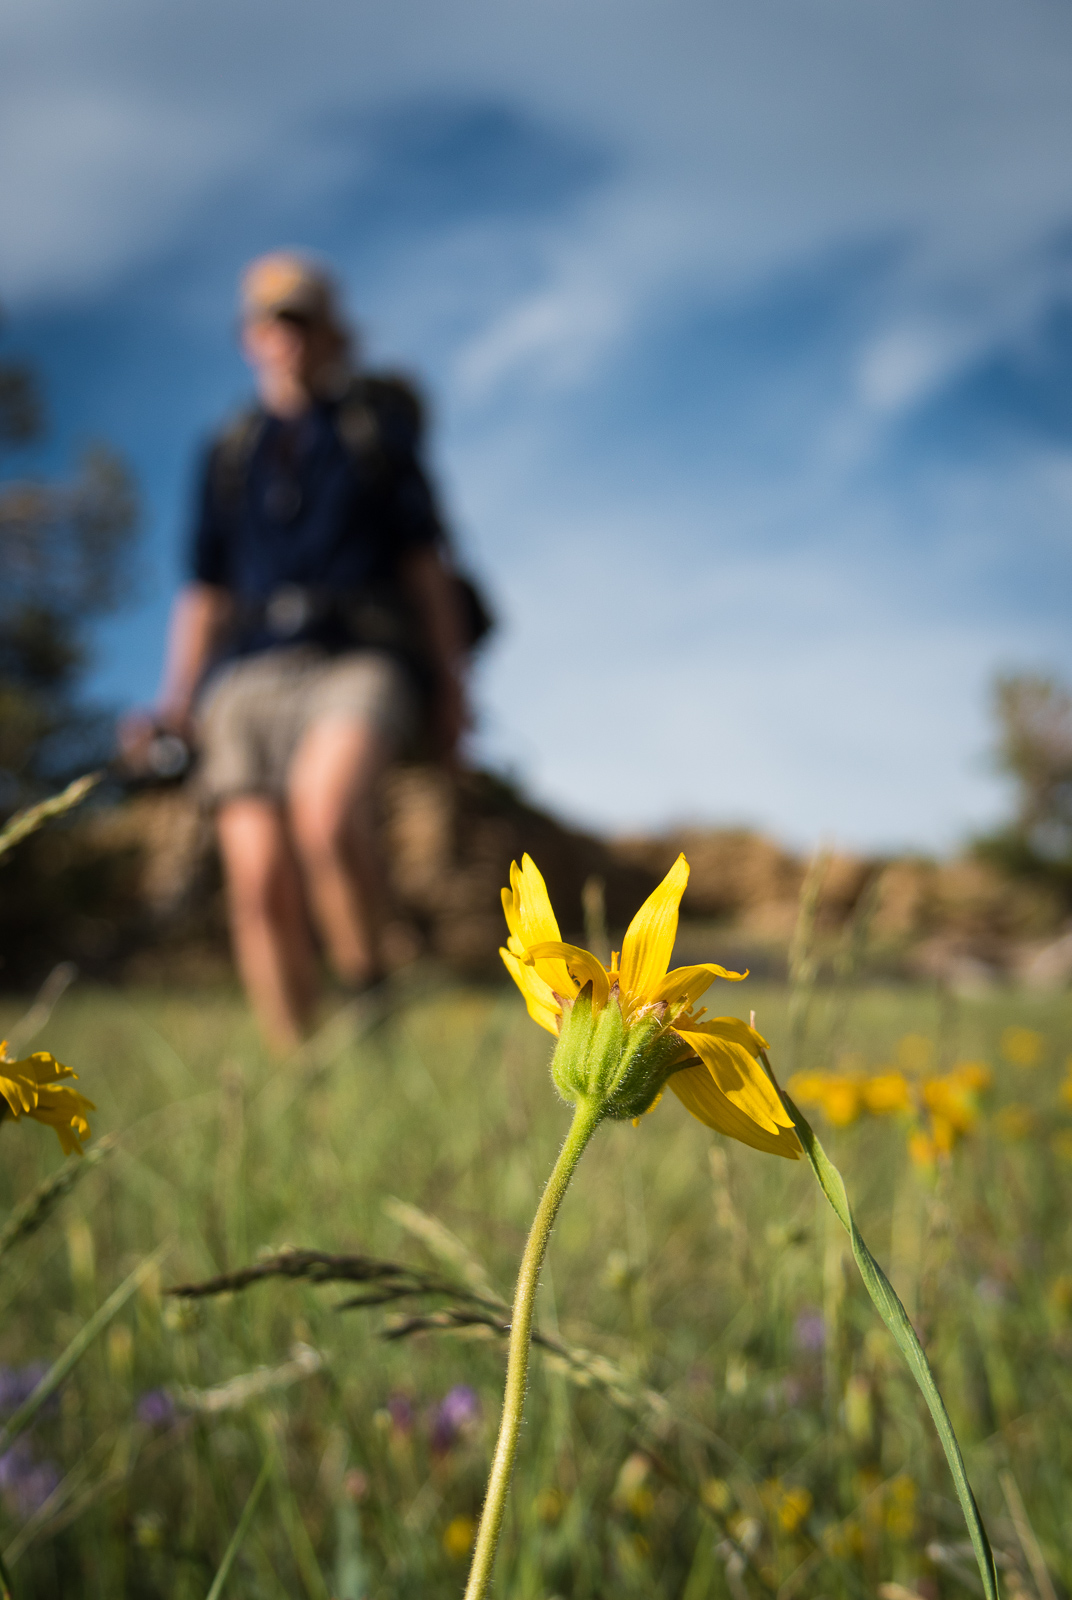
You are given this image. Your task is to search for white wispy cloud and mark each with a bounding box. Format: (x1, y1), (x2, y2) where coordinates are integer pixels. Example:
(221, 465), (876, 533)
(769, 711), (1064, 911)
(4, 0), (1071, 849)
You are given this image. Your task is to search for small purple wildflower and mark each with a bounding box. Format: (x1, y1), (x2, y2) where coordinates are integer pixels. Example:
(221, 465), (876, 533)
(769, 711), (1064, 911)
(137, 1389), (177, 1430)
(0, 1440), (34, 1490)
(793, 1309), (826, 1353)
(386, 1393), (415, 1436)
(782, 1375), (805, 1407)
(0, 1441), (60, 1519)
(12, 1460), (60, 1518)
(0, 1363), (49, 1416)
(431, 1385), (480, 1454)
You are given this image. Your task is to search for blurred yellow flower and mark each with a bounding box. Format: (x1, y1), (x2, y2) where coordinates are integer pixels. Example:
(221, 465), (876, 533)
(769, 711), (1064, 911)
(908, 1129), (938, 1168)
(923, 1077), (978, 1136)
(500, 854), (801, 1157)
(947, 1060), (992, 1093)
(995, 1103), (1036, 1141)
(614, 1452), (655, 1518)
(442, 1516), (476, 1560)
(791, 1067), (909, 1125)
(861, 1071), (912, 1115)
(896, 1033), (934, 1073)
(820, 1077), (863, 1127)
(0, 1043), (95, 1155)
(535, 1487), (564, 1525)
(1049, 1273), (1072, 1313)
(884, 1474), (917, 1540)
(1001, 1026), (1044, 1068)
(930, 1115), (957, 1156)
(788, 1072), (860, 1125)
(791, 1052), (990, 1168)
(700, 1477), (732, 1513)
(762, 1479), (813, 1535)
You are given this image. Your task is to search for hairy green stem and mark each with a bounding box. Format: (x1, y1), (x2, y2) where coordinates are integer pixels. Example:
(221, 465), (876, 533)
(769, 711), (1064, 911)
(464, 1095), (602, 1600)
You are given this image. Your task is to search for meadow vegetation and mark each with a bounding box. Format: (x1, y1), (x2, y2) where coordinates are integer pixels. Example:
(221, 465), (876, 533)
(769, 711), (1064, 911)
(2, 968), (1070, 1598)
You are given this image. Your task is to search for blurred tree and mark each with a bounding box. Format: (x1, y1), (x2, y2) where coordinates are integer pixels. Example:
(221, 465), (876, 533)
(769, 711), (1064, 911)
(0, 314), (138, 809)
(976, 671), (1072, 896)
(0, 314), (142, 985)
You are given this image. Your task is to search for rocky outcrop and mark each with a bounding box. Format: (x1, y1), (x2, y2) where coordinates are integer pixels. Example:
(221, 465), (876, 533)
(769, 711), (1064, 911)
(2, 768), (1067, 989)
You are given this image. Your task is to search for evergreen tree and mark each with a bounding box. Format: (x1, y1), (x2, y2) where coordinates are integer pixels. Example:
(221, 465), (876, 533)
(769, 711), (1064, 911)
(0, 312), (138, 811)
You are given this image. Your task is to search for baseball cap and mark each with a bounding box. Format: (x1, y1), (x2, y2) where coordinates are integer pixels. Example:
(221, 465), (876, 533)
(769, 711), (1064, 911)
(240, 251), (345, 328)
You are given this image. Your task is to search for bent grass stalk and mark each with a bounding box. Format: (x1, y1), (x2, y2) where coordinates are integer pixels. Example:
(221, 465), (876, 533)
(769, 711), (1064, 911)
(760, 1050), (1000, 1600)
(464, 1094), (602, 1600)
(0, 772), (100, 861)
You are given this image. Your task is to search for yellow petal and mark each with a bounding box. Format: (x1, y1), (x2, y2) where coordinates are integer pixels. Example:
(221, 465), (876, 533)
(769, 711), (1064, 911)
(501, 884), (522, 944)
(22, 1051), (77, 1085)
(524, 941), (610, 1011)
(500, 948), (561, 1037)
(668, 1062), (801, 1159)
(501, 857), (576, 1000)
(619, 854), (690, 1011)
(513, 856), (563, 946)
(652, 962), (747, 1012)
(695, 1016), (770, 1055)
(0, 1072), (36, 1116)
(674, 1025), (792, 1133)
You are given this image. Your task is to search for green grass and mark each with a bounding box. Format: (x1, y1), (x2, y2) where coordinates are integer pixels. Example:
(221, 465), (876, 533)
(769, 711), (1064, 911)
(1, 974), (1071, 1597)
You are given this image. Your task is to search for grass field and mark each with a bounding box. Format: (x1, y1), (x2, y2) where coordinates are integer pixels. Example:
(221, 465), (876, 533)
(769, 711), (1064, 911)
(1, 969), (1071, 1598)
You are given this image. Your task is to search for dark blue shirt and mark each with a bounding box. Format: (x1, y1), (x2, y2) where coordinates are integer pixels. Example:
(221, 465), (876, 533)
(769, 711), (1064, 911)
(190, 392), (443, 657)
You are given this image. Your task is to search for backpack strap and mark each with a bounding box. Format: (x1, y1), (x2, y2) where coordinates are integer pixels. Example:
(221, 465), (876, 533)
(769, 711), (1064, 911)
(209, 404), (267, 522)
(335, 373), (426, 484)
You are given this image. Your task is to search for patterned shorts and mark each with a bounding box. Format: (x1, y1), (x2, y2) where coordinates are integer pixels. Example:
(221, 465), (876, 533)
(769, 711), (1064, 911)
(195, 646), (419, 805)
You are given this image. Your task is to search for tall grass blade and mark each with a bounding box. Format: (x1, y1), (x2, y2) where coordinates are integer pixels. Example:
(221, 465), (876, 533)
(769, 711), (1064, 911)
(0, 1242), (169, 1453)
(5, 960), (79, 1055)
(205, 1452), (273, 1600)
(761, 1055), (1000, 1600)
(0, 1135), (115, 1267)
(0, 772), (100, 861)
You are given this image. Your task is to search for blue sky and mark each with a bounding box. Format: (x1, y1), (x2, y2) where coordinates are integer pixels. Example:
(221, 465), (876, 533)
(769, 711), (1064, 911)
(2, 0), (1071, 851)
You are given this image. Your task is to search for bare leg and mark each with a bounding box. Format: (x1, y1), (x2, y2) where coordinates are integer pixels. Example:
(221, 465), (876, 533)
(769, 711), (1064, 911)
(287, 716), (391, 987)
(216, 796), (318, 1050)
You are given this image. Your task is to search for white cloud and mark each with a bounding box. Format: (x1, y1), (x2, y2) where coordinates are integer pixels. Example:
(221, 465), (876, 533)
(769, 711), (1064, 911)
(6, 0), (1072, 850)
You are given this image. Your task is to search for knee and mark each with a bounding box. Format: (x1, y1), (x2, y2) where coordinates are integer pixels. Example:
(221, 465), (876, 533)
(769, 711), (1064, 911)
(289, 798), (353, 871)
(217, 810), (291, 921)
(224, 853), (286, 922)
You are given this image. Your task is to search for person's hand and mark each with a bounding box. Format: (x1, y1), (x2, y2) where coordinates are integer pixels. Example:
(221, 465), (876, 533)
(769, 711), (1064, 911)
(117, 701), (194, 775)
(117, 709), (158, 768)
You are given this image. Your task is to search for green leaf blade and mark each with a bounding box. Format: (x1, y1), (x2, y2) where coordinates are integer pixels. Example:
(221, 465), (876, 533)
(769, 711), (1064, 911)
(774, 1073), (999, 1600)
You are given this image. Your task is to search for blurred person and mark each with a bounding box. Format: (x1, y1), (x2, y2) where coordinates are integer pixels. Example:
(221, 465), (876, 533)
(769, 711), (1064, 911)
(130, 252), (468, 1050)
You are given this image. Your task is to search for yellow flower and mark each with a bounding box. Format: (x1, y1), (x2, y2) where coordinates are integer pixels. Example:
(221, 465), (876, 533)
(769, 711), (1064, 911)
(907, 1129), (937, 1168)
(995, 1103), (1036, 1141)
(762, 1477), (813, 1534)
(442, 1515), (475, 1560)
(500, 854), (800, 1158)
(923, 1074), (981, 1136)
(884, 1474), (917, 1540)
(0, 1042), (95, 1155)
(947, 1060), (992, 1094)
(861, 1071), (912, 1116)
(1001, 1026), (1044, 1068)
(896, 1033), (934, 1073)
(817, 1075), (862, 1127)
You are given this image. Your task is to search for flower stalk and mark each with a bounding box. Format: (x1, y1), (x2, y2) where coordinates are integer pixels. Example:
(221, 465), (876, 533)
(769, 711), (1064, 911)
(471, 851), (805, 1597)
(464, 1094), (603, 1600)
